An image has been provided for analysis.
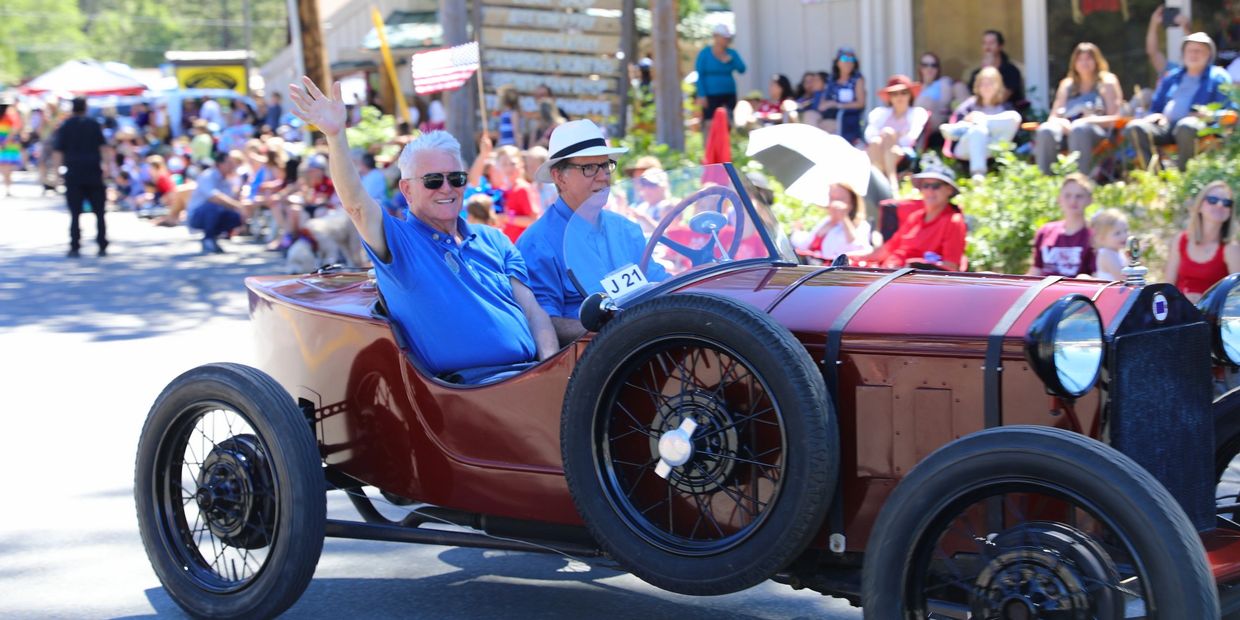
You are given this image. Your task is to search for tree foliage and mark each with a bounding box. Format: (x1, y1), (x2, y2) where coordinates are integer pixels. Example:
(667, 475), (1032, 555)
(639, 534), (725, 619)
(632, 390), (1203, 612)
(0, 0), (87, 85)
(1, 0), (289, 85)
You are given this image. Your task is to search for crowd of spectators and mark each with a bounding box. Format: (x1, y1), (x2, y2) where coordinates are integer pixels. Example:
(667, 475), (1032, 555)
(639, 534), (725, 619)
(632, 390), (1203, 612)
(4, 7), (1237, 301)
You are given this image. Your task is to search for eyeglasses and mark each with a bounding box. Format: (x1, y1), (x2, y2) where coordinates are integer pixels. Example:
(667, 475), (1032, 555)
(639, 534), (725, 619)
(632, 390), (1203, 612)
(916, 181), (946, 190)
(921, 61), (939, 68)
(1206, 195), (1236, 207)
(839, 55), (857, 63)
(419, 171), (468, 190)
(889, 90), (912, 97)
(563, 161), (617, 177)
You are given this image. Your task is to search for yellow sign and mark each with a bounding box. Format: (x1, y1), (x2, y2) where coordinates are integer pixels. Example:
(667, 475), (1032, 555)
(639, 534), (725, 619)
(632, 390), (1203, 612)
(174, 65), (247, 94)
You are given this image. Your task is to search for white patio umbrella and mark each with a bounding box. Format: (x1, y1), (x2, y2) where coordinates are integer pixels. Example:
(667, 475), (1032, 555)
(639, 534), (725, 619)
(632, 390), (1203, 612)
(745, 123), (871, 205)
(19, 60), (148, 97)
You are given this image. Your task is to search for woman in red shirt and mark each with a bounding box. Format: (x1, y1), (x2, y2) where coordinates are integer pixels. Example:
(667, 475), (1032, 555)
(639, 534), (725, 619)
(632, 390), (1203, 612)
(1164, 180), (1240, 301)
(860, 162), (967, 271)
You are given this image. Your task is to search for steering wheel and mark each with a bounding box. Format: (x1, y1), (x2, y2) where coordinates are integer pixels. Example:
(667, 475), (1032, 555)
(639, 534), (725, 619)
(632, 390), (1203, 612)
(639, 185), (747, 273)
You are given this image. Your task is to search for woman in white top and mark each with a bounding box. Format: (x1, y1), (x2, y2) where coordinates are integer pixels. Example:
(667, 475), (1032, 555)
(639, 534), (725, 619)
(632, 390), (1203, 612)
(940, 66), (1022, 178)
(790, 183), (873, 263)
(865, 74), (930, 189)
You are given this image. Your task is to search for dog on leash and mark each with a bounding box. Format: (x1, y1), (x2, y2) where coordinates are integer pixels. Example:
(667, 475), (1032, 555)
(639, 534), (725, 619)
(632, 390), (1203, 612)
(284, 207), (367, 274)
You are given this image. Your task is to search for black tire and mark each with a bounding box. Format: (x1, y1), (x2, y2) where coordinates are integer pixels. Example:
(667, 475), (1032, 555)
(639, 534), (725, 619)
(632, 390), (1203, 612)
(135, 363), (325, 619)
(561, 293), (838, 595)
(862, 425), (1219, 619)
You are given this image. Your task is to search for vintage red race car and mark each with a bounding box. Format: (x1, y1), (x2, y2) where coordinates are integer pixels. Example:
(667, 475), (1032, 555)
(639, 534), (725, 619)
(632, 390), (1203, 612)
(135, 163), (1240, 618)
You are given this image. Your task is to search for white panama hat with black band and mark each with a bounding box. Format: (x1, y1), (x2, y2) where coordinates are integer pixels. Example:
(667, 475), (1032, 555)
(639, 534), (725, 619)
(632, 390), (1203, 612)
(535, 119), (629, 183)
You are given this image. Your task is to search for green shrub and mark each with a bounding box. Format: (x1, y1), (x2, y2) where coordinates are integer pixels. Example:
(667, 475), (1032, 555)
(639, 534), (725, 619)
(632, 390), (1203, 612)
(956, 150), (1062, 274)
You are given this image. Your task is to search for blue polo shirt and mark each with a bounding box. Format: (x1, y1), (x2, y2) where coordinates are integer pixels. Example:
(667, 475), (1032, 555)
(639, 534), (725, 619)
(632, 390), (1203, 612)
(517, 198), (666, 319)
(364, 209), (536, 375)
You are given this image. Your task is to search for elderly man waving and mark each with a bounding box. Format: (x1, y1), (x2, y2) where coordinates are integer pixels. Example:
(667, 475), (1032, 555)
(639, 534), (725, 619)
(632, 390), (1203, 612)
(517, 120), (667, 345)
(288, 77), (557, 384)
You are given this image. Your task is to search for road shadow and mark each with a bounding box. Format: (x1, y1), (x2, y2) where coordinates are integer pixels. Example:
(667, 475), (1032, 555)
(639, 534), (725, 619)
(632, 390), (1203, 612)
(126, 564), (844, 620)
(0, 235), (285, 341)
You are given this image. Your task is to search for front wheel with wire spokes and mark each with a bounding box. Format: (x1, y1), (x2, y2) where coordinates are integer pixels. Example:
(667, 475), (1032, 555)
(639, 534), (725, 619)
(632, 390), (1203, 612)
(135, 363), (325, 620)
(862, 426), (1219, 619)
(561, 293), (838, 595)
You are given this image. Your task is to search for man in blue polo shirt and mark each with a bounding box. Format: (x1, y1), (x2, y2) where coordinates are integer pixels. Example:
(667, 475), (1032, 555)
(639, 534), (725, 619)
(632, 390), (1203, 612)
(518, 120), (666, 345)
(287, 77), (557, 382)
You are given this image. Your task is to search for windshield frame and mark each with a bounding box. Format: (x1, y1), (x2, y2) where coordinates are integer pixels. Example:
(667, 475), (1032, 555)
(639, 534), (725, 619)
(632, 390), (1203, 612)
(580, 162), (797, 308)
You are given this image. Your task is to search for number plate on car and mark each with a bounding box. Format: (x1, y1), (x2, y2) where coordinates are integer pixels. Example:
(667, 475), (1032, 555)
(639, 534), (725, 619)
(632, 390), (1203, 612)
(600, 263), (649, 302)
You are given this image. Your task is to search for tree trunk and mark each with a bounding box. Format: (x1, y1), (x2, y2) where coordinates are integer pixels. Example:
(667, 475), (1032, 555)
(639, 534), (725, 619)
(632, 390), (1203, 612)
(442, 0), (477, 163)
(296, 0), (329, 91)
(652, 0), (683, 151)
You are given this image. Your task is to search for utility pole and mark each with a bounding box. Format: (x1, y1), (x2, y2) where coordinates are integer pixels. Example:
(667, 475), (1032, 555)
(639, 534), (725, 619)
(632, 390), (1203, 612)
(652, 0), (683, 151)
(442, 0), (477, 162)
(243, 0), (253, 94)
(296, 0), (330, 94)
(618, 0), (635, 138)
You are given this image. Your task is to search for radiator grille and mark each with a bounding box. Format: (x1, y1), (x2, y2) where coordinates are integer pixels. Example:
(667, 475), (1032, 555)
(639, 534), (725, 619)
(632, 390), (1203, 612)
(1107, 322), (1214, 531)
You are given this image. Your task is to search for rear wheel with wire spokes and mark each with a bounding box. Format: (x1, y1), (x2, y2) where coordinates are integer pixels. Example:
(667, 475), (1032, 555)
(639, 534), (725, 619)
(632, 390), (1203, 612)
(135, 363), (325, 620)
(861, 426), (1219, 618)
(562, 293), (838, 595)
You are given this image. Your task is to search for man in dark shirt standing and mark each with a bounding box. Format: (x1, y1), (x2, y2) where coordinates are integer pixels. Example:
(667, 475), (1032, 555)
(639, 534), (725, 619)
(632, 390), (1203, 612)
(967, 30), (1026, 109)
(54, 97), (111, 258)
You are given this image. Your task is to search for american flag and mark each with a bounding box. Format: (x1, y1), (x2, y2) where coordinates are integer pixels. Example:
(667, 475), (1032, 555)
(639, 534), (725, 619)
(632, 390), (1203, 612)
(411, 42), (480, 95)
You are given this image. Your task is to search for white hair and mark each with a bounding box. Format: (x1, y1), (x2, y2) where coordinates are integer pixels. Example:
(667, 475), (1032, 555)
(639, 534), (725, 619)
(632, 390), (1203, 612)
(397, 131), (465, 179)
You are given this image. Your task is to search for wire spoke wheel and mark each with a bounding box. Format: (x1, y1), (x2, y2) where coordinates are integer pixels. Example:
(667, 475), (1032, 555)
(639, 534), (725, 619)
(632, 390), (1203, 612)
(862, 426), (1219, 619)
(907, 483), (1140, 619)
(136, 363), (325, 619)
(600, 338), (785, 554)
(160, 405), (277, 591)
(562, 293), (837, 595)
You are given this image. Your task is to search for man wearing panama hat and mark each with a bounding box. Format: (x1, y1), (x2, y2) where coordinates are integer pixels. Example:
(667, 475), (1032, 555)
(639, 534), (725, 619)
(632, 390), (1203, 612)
(519, 119), (666, 344)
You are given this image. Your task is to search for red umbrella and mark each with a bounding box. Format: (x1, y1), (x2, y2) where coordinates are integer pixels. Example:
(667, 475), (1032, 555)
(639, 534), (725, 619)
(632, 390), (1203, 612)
(19, 60), (147, 97)
(703, 106), (732, 165)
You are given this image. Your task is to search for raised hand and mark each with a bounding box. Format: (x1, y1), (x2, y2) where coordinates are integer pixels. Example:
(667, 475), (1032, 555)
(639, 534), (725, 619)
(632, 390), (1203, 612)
(288, 76), (346, 136)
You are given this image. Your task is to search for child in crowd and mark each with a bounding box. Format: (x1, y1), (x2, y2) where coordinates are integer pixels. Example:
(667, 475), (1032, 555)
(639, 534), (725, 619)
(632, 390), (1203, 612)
(1028, 173), (1096, 277)
(466, 193), (499, 228)
(1090, 208), (1130, 281)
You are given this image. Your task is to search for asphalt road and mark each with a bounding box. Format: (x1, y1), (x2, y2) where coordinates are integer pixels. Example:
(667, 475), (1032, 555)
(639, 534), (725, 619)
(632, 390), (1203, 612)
(0, 172), (861, 619)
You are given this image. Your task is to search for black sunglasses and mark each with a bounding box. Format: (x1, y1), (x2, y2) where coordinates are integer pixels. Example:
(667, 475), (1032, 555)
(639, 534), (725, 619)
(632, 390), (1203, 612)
(917, 181), (946, 190)
(563, 161), (617, 177)
(1206, 195), (1236, 207)
(419, 171), (468, 190)
(921, 61), (939, 68)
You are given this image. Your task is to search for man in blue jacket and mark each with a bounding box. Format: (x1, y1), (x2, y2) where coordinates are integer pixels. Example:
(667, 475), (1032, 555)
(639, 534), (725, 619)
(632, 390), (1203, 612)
(1124, 32), (1233, 170)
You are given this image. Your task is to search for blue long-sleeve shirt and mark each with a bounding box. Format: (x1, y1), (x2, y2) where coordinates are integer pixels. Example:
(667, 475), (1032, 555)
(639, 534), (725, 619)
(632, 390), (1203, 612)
(695, 46), (746, 98)
(1150, 65), (1233, 121)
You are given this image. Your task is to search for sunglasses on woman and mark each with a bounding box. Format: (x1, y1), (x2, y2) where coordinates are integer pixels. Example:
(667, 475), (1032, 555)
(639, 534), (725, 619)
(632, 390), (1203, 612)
(1206, 195), (1236, 207)
(920, 61), (939, 68)
(419, 171), (469, 189)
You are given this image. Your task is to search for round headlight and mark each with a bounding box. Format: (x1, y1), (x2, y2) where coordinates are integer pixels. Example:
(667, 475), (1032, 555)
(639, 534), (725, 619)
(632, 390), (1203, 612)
(1025, 294), (1105, 398)
(1198, 273), (1240, 366)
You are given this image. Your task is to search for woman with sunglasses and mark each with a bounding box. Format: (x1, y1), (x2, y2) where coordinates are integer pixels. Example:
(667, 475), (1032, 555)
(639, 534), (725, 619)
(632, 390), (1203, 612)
(288, 77), (559, 383)
(865, 75), (929, 189)
(1165, 181), (1240, 302)
(914, 52), (954, 150)
(813, 47), (866, 144)
(857, 161), (966, 271)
